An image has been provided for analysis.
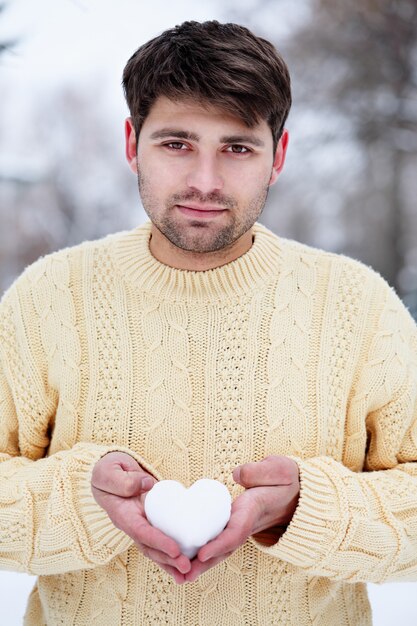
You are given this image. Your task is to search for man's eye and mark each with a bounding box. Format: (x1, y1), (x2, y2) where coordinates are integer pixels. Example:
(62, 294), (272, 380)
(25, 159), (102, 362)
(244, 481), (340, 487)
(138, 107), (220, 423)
(227, 145), (250, 154)
(165, 142), (187, 150)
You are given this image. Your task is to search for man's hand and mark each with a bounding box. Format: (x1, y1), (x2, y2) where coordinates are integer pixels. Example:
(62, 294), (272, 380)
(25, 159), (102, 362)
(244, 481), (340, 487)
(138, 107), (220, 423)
(91, 452), (192, 583)
(184, 455), (300, 583)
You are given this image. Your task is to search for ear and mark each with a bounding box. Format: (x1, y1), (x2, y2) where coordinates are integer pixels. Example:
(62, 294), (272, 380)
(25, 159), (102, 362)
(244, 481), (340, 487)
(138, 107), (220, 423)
(125, 117), (138, 174)
(269, 129), (289, 186)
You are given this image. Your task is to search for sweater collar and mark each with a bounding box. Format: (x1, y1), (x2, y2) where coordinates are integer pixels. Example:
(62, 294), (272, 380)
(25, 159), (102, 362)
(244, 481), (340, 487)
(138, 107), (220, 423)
(111, 221), (282, 303)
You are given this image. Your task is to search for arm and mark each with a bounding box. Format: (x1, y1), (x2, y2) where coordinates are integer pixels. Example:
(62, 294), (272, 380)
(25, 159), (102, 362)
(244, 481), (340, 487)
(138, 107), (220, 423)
(0, 377), (135, 576)
(252, 278), (417, 584)
(186, 275), (417, 584)
(0, 266), (160, 576)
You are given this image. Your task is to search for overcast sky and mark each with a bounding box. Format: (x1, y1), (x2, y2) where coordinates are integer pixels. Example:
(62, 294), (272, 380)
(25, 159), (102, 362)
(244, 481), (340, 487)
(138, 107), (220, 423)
(0, 0), (305, 142)
(1, 0), (225, 83)
(0, 0), (226, 152)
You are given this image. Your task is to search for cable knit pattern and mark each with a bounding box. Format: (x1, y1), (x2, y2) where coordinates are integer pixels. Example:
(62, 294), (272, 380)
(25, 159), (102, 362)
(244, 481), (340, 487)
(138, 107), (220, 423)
(141, 296), (192, 481)
(260, 558), (293, 625)
(139, 295), (193, 623)
(91, 246), (126, 446)
(1, 221), (417, 626)
(265, 246), (316, 458)
(207, 296), (255, 625)
(31, 254), (80, 425)
(324, 262), (364, 465)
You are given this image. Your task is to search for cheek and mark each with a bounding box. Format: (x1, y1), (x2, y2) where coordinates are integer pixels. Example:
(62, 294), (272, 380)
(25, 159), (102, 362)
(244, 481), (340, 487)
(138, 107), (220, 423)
(138, 166), (186, 206)
(233, 168), (271, 195)
(225, 159), (271, 185)
(140, 157), (188, 188)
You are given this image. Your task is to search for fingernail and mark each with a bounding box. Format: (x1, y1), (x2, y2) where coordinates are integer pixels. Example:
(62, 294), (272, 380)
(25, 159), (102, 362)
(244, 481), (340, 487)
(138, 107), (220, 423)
(141, 477), (154, 490)
(233, 468), (241, 482)
(180, 563), (191, 574)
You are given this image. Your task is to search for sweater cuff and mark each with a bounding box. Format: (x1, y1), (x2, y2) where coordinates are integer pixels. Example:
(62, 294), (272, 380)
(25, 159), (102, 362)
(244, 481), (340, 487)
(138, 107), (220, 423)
(69, 443), (163, 565)
(251, 457), (350, 568)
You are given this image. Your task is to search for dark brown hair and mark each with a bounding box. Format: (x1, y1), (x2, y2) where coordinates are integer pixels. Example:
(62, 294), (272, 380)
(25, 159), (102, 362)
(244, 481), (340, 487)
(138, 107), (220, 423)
(122, 21), (291, 152)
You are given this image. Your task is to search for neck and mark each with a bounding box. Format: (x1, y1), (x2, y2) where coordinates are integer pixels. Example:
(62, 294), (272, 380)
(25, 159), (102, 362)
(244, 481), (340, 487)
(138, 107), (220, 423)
(112, 222), (282, 302)
(148, 225), (254, 271)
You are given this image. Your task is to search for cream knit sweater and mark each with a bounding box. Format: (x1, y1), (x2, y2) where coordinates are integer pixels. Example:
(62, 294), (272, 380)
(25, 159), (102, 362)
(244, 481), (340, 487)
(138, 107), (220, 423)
(1, 222), (417, 626)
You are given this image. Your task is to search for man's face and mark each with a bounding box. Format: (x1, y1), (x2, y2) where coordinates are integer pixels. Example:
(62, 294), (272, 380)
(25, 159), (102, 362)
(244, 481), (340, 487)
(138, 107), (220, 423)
(125, 96), (288, 257)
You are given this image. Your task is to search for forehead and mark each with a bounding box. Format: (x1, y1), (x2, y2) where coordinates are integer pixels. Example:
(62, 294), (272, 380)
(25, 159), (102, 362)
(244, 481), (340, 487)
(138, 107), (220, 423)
(141, 95), (271, 141)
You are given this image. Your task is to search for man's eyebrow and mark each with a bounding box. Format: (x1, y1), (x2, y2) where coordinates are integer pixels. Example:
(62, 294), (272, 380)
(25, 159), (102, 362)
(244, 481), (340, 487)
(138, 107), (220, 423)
(220, 134), (265, 147)
(149, 129), (200, 141)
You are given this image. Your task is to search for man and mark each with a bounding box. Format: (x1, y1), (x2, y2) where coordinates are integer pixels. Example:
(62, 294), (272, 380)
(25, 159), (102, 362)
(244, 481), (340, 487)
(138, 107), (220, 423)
(1, 20), (417, 626)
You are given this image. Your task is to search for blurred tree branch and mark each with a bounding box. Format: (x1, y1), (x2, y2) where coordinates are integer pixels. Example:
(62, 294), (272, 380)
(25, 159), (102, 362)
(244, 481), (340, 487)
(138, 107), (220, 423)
(288, 0), (417, 291)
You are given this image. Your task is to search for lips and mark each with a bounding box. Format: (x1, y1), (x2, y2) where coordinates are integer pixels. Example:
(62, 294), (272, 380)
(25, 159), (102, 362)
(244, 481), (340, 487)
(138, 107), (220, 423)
(177, 204), (226, 218)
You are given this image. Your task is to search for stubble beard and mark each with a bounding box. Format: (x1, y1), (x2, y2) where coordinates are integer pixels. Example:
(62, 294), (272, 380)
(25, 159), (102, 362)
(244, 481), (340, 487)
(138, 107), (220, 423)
(137, 169), (270, 254)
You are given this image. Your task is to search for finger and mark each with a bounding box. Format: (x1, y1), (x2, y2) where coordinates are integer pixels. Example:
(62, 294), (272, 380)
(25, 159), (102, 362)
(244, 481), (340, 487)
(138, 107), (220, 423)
(185, 554), (229, 583)
(198, 504), (253, 562)
(159, 562), (187, 584)
(134, 515), (183, 559)
(233, 455), (297, 488)
(92, 458), (156, 497)
(198, 527), (244, 563)
(141, 545), (191, 574)
(91, 489), (183, 559)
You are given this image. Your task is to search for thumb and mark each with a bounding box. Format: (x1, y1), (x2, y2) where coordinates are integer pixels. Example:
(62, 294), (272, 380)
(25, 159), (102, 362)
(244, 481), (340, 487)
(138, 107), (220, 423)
(92, 452), (157, 497)
(233, 456), (295, 488)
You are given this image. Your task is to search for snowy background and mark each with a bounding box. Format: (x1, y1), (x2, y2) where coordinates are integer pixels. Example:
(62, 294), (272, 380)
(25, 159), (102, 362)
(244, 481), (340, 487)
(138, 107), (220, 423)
(0, 1), (416, 623)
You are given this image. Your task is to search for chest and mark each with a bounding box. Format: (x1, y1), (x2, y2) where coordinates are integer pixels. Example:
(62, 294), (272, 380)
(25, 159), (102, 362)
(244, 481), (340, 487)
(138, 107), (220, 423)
(51, 285), (367, 479)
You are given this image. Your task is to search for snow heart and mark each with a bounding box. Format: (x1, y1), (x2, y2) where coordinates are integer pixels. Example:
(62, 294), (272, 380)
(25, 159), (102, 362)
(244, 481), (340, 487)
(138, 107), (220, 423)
(144, 479), (232, 559)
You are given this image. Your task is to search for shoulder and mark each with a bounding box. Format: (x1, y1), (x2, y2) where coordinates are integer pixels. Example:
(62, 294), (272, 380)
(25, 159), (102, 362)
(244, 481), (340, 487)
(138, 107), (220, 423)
(278, 234), (376, 278)
(0, 229), (131, 307)
(256, 222), (375, 278)
(277, 233), (395, 297)
(257, 223), (415, 329)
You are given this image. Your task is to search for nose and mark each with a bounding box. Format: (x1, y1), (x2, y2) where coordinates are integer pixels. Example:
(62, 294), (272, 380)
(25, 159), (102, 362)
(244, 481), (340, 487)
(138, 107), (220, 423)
(186, 154), (223, 194)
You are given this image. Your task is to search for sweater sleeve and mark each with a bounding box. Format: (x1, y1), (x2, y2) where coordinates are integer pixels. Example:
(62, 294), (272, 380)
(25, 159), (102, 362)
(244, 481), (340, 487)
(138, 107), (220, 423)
(252, 274), (417, 584)
(0, 265), (160, 577)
